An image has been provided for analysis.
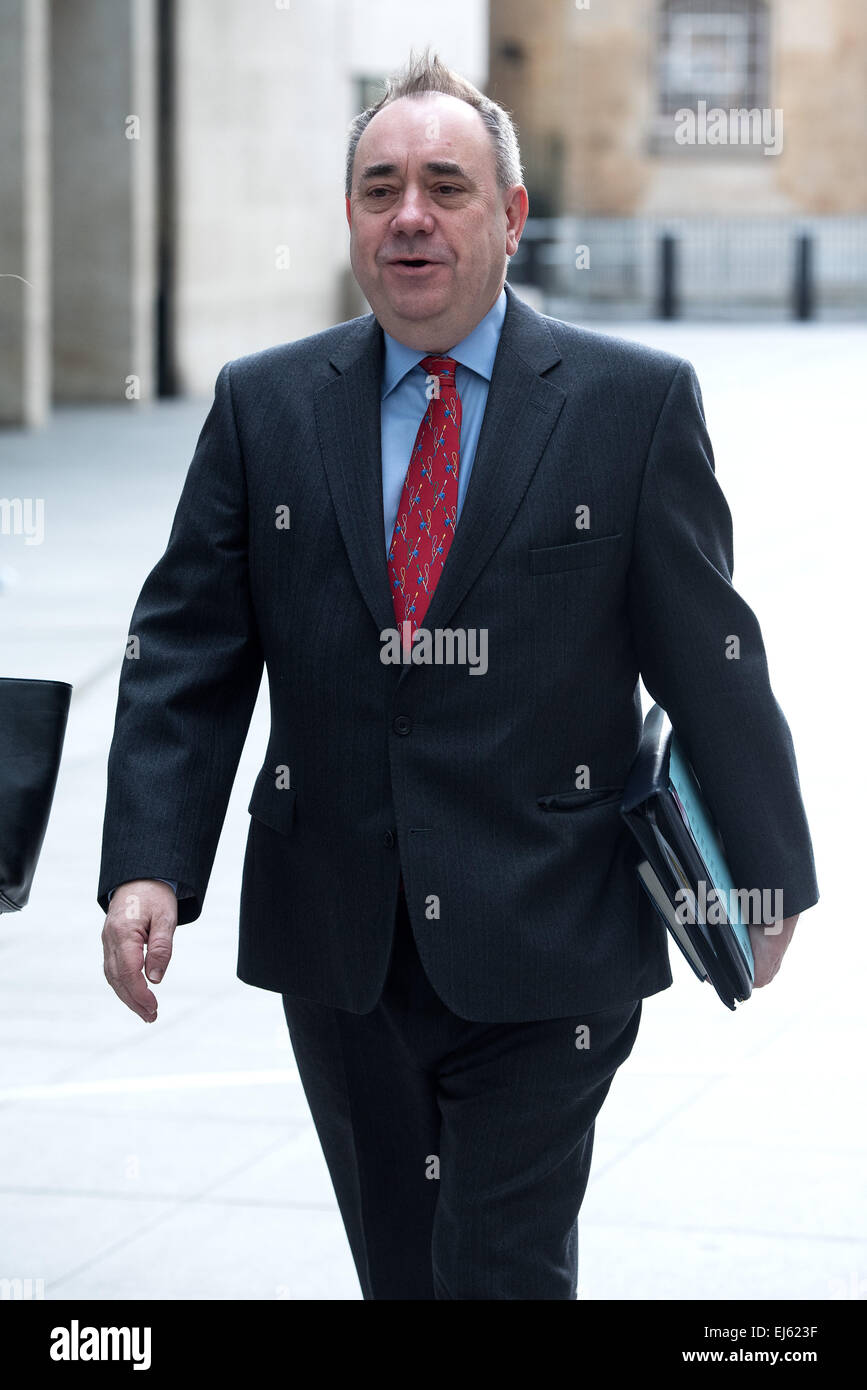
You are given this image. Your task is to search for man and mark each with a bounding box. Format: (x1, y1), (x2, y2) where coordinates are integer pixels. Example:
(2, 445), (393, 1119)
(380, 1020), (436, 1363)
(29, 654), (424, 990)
(99, 53), (818, 1300)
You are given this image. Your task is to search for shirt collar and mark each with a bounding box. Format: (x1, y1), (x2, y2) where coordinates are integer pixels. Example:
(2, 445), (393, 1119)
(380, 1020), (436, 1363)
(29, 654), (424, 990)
(380, 286), (508, 401)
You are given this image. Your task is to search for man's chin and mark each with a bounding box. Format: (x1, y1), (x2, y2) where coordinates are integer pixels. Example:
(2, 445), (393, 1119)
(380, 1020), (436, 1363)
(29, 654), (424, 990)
(382, 286), (452, 321)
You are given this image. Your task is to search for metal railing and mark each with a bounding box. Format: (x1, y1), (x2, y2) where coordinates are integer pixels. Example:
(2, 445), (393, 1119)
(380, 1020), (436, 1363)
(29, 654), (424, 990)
(508, 216), (867, 321)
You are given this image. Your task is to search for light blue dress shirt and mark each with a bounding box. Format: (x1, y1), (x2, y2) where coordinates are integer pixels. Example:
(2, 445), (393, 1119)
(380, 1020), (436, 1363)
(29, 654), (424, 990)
(380, 287), (508, 550)
(109, 290), (508, 905)
(108, 879), (176, 904)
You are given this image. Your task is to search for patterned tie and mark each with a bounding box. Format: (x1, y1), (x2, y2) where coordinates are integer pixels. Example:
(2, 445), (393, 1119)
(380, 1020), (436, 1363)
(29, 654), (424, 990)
(387, 356), (462, 650)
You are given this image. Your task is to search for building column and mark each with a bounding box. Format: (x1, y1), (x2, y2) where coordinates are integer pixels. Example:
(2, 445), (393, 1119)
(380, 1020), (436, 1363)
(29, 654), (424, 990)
(0, 0), (50, 428)
(51, 0), (157, 402)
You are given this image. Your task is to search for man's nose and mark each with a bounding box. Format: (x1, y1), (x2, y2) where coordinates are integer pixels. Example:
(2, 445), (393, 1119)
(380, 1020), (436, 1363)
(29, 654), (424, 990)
(390, 190), (434, 234)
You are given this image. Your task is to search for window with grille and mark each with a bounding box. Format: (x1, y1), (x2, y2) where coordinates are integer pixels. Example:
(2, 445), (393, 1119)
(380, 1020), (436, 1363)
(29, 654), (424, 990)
(656, 0), (770, 121)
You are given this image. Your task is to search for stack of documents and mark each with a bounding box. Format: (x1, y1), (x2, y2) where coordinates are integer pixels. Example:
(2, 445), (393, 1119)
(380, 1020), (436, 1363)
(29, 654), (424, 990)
(621, 704), (754, 1010)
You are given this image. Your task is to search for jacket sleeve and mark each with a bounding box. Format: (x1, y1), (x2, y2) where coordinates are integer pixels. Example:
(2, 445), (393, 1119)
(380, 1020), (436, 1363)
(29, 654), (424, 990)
(626, 359), (819, 920)
(107, 879), (178, 904)
(97, 363), (264, 924)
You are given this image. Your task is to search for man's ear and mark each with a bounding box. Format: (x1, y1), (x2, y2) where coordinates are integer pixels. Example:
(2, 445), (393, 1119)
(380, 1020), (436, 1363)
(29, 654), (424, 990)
(504, 185), (529, 259)
(345, 195), (352, 230)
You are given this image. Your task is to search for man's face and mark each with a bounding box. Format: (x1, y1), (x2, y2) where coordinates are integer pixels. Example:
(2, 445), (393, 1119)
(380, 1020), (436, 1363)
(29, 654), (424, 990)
(346, 93), (528, 350)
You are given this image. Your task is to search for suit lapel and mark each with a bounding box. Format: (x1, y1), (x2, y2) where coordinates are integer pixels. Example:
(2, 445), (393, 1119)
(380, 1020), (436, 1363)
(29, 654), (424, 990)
(313, 282), (566, 641)
(314, 318), (396, 636)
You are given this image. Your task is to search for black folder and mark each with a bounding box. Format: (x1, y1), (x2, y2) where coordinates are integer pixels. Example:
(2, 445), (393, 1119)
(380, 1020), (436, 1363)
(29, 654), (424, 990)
(621, 704), (754, 1010)
(0, 676), (72, 914)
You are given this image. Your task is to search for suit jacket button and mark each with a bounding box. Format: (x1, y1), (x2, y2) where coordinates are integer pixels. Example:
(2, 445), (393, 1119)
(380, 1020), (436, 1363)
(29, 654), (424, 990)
(383, 830), (395, 848)
(392, 715), (412, 735)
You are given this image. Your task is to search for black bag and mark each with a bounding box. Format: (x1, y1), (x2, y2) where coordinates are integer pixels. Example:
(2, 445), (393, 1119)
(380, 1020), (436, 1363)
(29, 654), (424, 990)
(0, 676), (72, 913)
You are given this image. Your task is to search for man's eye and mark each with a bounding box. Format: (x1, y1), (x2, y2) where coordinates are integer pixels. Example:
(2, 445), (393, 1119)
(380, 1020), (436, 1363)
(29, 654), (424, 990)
(363, 184), (462, 200)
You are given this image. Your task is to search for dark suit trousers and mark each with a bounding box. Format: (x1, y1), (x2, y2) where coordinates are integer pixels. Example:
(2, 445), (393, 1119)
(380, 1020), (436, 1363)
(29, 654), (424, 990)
(281, 887), (641, 1300)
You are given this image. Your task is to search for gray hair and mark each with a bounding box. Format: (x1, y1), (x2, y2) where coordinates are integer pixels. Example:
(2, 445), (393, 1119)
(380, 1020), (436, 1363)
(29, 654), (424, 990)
(345, 48), (524, 199)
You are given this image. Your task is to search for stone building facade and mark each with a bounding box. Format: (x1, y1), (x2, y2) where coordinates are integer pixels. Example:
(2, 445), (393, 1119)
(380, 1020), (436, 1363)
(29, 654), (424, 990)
(489, 0), (867, 218)
(1, 0), (486, 425)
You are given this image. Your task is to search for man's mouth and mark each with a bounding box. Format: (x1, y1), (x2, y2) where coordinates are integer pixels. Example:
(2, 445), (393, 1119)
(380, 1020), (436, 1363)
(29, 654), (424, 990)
(388, 258), (444, 270)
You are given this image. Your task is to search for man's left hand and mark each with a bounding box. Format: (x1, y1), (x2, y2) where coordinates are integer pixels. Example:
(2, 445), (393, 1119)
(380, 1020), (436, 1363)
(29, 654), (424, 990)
(748, 913), (800, 988)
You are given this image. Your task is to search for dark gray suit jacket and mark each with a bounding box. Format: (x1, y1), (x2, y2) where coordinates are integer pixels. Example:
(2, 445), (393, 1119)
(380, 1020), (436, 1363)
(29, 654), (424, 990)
(97, 281), (818, 1020)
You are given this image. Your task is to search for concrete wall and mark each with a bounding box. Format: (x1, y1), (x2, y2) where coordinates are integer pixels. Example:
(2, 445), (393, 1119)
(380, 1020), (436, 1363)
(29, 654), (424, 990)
(0, 0), (50, 427)
(173, 0), (488, 395)
(51, 0), (157, 402)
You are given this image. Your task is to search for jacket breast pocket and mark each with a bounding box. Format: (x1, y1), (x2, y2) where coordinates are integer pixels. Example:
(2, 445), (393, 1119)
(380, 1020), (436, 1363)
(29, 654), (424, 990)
(248, 773), (296, 836)
(529, 532), (623, 575)
(537, 786), (625, 811)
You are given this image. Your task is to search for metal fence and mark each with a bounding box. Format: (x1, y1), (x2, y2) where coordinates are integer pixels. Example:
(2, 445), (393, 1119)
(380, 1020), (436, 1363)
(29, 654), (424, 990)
(508, 217), (867, 321)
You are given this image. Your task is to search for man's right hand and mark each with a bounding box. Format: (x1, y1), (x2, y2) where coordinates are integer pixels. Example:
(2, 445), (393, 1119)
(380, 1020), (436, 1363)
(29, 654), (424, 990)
(101, 879), (178, 1023)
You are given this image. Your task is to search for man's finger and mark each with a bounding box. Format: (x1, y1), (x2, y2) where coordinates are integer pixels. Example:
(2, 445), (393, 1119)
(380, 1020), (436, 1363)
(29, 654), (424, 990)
(145, 919), (176, 983)
(114, 968), (158, 1022)
(104, 939), (158, 1022)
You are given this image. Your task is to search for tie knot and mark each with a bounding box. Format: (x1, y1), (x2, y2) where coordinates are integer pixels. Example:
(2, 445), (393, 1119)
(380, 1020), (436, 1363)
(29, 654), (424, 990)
(420, 355), (457, 381)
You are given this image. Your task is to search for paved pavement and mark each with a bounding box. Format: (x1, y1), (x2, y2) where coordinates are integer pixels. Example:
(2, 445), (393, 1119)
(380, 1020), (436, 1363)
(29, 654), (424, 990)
(0, 322), (863, 1300)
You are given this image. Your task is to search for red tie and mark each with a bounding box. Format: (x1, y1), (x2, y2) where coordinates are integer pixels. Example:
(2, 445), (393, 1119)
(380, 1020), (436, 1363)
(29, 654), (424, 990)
(387, 356), (461, 651)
